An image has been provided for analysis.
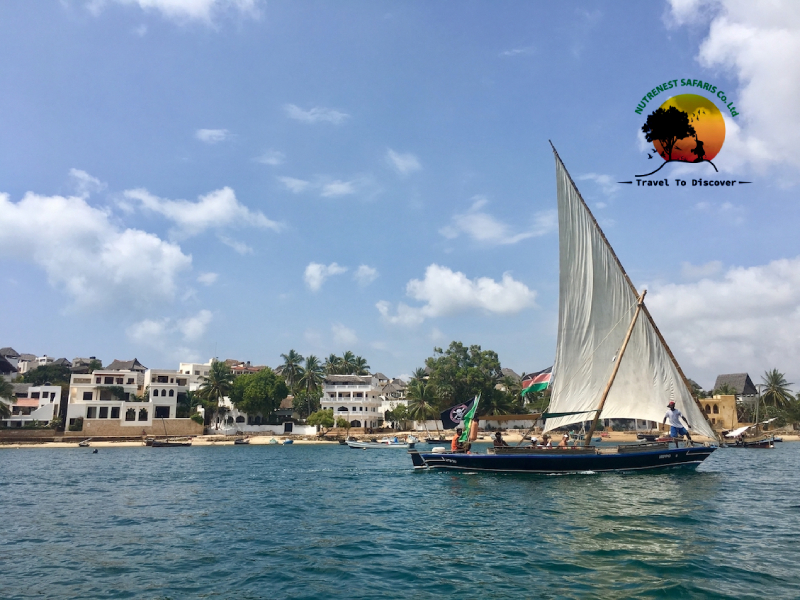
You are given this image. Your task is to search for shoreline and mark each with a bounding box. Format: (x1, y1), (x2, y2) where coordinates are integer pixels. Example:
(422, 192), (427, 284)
(2, 430), (798, 449)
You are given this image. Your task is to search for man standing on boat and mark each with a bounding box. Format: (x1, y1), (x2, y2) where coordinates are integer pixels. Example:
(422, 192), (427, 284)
(451, 428), (463, 452)
(663, 401), (693, 447)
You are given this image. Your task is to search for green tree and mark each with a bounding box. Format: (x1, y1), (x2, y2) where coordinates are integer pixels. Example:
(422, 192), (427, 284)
(177, 390), (198, 418)
(229, 368), (289, 421)
(88, 359), (102, 372)
(761, 369), (794, 408)
(280, 349), (305, 391)
(406, 379), (439, 435)
(641, 106), (696, 161)
(387, 403), (410, 429)
(298, 355), (324, 416)
(714, 383), (737, 396)
(21, 364), (72, 386)
(324, 354), (343, 375)
(425, 342), (503, 411)
(353, 356), (370, 376)
(307, 408), (334, 436)
(198, 361), (235, 426)
(336, 416), (351, 437)
(0, 378), (15, 420)
(292, 390), (320, 419)
(341, 351), (357, 375)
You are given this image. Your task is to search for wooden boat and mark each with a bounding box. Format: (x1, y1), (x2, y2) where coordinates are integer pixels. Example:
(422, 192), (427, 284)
(78, 438), (91, 447)
(348, 437), (415, 449)
(724, 426), (775, 449)
(410, 147), (718, 474)
(234, 437), (250, 445)
(636, 433), (658, 442)
(151, 438), (192, 447)
(424, 437), (450, 444)
(282, 439), (293, 445)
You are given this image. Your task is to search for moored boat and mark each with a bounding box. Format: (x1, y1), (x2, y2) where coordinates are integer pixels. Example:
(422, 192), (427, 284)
(151, 438), (192, 447)
(410, 147), (718, 474)
(234, 437), (250, 445)
(348, 437), (415, 449)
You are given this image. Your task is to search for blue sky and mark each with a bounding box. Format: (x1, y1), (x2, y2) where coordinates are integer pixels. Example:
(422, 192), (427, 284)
(2, 0), (799, 390)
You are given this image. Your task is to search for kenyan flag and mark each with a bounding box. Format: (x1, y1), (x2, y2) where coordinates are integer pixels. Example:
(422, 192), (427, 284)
(521, 367), (552, 396)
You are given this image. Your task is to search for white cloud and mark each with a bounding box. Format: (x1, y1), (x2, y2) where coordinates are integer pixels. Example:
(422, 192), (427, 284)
(647, 256), (800, 388)
(127, 309), (213, 347)
(124, 186), (282, 239)
(254, 150), (285, 166)
(354, 265), (378, 287)
(278, 176), (312, 194)
(217, 235), (253, 255)
(440, 196), (556, 245)
(195, 128), (231, 144)
(692, 199), (746, 225)
(321, 180), (356, 197)
(681, 260), (723, 280)
(667, 0), (800, 172)
(499, 46), (535, 57)
(69, 168), (106, 197)
(386, 149), (421, 175)
(197, 272), (218, 285)
(578, 173), (618, 196)
(132, 23), (147, 36)
(92, 0), (260, 22)
(304, 262), (348, 292)
(376, 264), (536, 326)
(0, 190), (191, 310)
(332, 323), (358, 346)
(284, 104), (349, 125)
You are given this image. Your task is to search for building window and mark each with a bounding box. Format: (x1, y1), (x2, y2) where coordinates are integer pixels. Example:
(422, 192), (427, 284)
(168, 389), (174, 397)
(95, 377), (101, 384)
(161, 389), (167, 396)
(125, 408), (136, 421)
(138, 408), (148, 421)
(712, 418), (716, 424)
(194, 371), (199, 375)
(83, 392), (93, 401)
(352, 406), (356, 411)
(99, 390), (112, 401)
(87, 407), (97, 419)
(705, 404), (711, 413)
(127, 378), (134, 384)
(104, 377), (113, 384)
(116, 378), (123, 384)
(359, 407), (363, 411)
(99, 407), (108, 419)
(111, 407), (120, 419)
(713, 405), (719, 414)
(155, 406), (170, 419)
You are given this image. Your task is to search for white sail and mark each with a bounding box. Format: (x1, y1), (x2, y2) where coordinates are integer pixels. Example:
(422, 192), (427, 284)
(544, 153), (716, 440)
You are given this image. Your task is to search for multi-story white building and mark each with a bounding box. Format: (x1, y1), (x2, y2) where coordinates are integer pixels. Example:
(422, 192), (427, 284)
(0, 384), (62, 428)
(178, 360), (213, 391)
(66, 367), (188, 429)
(320, 375), (384, 429)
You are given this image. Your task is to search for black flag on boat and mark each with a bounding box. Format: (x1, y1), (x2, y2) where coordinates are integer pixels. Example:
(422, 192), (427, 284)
(440, 397), (478, 431)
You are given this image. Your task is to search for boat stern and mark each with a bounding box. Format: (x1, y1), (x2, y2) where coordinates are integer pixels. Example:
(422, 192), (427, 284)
(409, 450), (427, 469)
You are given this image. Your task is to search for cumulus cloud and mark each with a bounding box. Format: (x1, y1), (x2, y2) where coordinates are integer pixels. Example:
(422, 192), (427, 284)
(667, 0), (800, 173)
(681, 260), (723, 280)
(124, 186), (282, 239)
(127, 309), (213, 348)
(304, 262), (347, 292)
(0, 190), (191, 310)
(386, 149), (421, 175)
(218, 235), (253, 255)
(284, 104), (349, 125)
(195, 128), (232, 144)
(69, 168), (106, 197)
(254, 150), (285, 166)
(321, 180), (356, 197)
(197, 272), (218, 285)
(440, 196), (556, 245)
(332, 323), (358, 346)
(278, 176), (312, 194)
(354, 265), (378, 287)
(90, 0), (260, 22)
(647, 256), (800, 388)
(376, 264), (536, 326)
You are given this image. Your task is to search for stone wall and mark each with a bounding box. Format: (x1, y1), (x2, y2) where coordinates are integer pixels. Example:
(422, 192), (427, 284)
(67, 418), (203, 438)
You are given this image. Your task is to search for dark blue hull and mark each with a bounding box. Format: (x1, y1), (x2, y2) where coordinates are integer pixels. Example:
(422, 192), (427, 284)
(409, 445), (717, 474)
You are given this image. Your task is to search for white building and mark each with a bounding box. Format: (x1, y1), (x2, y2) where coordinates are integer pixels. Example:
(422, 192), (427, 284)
(0, 383), (62, 428)
(178, 360), (214, 391)
(320, 375), (384, 429)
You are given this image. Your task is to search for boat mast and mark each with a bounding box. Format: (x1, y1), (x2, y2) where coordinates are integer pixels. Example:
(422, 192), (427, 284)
(583, 290), (646, 447)
(550, 143), (716, 437)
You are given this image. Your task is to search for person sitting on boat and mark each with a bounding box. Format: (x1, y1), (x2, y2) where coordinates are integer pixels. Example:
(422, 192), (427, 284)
(452, 428), (463, 452)
(493, 431), (509, 447)
(539, 434), (552, 448)
(558, 433), (570, 448)
(663, 401), (693, 447)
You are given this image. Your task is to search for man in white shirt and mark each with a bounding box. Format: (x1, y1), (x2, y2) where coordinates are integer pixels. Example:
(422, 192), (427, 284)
(662, 401), (693, 447)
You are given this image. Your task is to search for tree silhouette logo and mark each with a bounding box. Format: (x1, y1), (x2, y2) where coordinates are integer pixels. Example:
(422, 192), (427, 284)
(638, 94), (725, 177)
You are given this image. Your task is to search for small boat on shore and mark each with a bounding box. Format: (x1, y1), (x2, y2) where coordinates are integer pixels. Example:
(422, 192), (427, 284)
(348, 437), (415, 449)
(151, 438), (192, 447)
(282, 439), (293, 445)
(234, 437), (250, 445)
(78, 438), (92, 447)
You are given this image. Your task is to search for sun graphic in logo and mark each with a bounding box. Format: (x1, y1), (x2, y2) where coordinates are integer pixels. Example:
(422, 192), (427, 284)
(641, 94), (725, 174)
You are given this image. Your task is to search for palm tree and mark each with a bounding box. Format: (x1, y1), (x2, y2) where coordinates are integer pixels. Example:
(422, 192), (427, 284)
(198, 361), (234, 426)
(353, 356), (370, 376)
(412, 367), (427, 381)
(714, 383), (737, 396)
(0, 378), (15, 420)
(406, 378), (439, 436)
(298, 355), (325, 416)
(479, 391), (515, 417)
(341, 351), (357, 375)
(280, 349), (305, 391)
(761, 369), (794, 408)
(324, 353), (343, 375)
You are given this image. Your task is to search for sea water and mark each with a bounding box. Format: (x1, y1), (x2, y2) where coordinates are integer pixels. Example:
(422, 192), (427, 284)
(1, 442), (799, 599)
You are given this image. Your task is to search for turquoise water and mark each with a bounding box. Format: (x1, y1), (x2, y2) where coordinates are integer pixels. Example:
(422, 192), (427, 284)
(2, 442), (799, 599)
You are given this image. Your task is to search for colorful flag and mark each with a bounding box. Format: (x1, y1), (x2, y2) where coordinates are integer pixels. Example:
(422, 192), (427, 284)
(440, 396), (478, 431)
(521, 367), (552, 396)
(458, 395), (480, 443)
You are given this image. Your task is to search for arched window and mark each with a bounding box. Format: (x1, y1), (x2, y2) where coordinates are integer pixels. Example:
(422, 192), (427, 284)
(713, 404), (719, 414)
(350, 420), (361, 428)
(161, 389), (167, 396)
(235, 416), (245, 423)
(138, 408), (148, 421)
(705, 404), (711, 413)
(152, 389), (159, 397)
(168, 389), (174, 397)
(338, 406), (348, 412)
